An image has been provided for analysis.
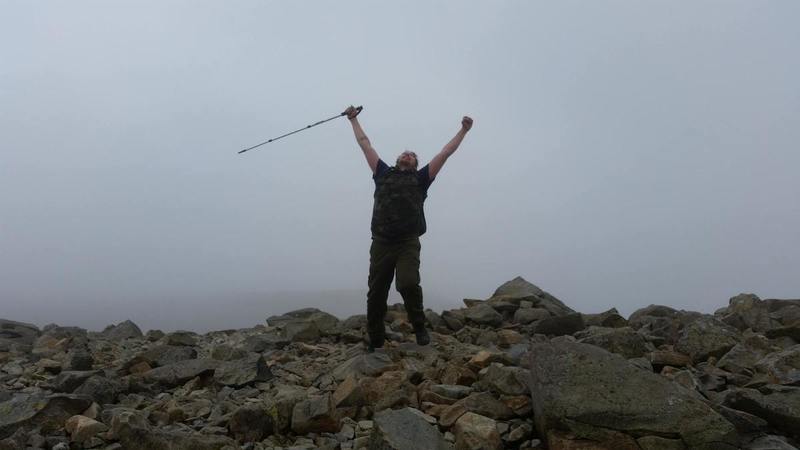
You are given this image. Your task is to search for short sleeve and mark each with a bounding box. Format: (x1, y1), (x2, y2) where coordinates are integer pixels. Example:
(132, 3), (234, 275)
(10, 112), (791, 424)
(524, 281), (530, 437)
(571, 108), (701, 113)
(373, 159), (390, 181)
(417, 164), (434, 191)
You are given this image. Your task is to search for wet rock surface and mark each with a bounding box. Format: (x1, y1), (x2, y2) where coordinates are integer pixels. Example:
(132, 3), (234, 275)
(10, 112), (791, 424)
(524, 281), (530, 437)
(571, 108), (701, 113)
(0, 278), (798, 449)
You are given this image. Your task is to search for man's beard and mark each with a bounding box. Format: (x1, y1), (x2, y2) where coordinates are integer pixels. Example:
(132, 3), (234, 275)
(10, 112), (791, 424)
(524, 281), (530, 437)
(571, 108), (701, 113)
(397, 160), (415, 171)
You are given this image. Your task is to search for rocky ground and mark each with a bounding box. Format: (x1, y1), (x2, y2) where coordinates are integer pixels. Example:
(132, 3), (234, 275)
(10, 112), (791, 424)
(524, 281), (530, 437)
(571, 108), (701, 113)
(1, 276), (799, 450)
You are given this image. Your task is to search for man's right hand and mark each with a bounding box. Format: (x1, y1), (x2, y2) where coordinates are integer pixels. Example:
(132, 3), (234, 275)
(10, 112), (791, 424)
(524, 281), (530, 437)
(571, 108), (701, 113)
(344, 105), (362, 121)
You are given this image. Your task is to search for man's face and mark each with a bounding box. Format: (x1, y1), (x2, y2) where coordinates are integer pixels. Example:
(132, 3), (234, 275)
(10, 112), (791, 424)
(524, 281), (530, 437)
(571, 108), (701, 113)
(396, 151), (418, 171)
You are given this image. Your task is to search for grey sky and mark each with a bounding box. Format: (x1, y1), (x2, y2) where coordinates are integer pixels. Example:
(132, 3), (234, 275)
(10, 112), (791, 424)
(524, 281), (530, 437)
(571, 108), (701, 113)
(2, 1), (798, 332)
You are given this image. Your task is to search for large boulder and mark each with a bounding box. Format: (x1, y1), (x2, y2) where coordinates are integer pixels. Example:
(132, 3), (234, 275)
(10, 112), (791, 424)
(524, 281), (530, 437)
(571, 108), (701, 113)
(490, 277), (575, 317)
(675, 316), (741, 363)
(214, 354), (273, 387)
(100, 320), (143, 341)
(576, 326), (651, 359)
(723, 386), (800, 438)
(527, 340), (738, 449)
(142, 359), (220, 388)
(463, 304), (503, 327)
(0, 393), (93, 438)
(754, 345), (800, 386)
(0, 319), (40, 351)
(369, 407), (452, 450)
(532, 313), (586, 336)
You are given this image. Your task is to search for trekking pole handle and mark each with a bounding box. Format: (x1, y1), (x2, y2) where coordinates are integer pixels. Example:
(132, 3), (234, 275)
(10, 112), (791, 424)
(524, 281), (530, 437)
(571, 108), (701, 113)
(341, 106), (364, 117)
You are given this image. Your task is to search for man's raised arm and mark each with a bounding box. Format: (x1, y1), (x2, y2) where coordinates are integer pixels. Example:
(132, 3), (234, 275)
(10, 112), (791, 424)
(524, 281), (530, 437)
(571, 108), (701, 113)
(345, 105), (379, 174)
(428, 116), (473, 179)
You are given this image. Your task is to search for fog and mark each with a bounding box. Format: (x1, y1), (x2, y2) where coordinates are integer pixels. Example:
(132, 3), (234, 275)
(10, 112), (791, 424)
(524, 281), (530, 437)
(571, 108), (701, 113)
(2, 1), (799, 332)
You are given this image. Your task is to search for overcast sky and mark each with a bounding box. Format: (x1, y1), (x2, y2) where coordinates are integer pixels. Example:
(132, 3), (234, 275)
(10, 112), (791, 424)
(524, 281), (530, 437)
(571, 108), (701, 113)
(2, 1), (798, 332)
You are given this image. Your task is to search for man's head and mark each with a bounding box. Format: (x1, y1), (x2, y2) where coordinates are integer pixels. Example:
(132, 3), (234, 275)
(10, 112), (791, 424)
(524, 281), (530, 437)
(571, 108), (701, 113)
(396, 150), (418, 171)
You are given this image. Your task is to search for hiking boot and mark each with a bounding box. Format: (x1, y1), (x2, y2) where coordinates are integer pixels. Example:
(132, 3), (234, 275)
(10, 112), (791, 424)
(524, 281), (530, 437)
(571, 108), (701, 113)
(414, 327), (430, 346)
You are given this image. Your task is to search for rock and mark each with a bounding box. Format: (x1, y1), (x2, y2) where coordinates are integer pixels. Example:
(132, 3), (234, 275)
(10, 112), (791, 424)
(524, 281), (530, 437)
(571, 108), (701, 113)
(214, 354), (273, 387)
(332, 352), (398, 381)
(635, 435), (686, 450)
(754, 344), (800, 386)
(48, 370), (104, 393)
(283, 319), (321, 342)
(266, 384), (307, 433)
(648, 350), (691, 369)
(442, 310), (466, 331)
(333, 373), (364, 408)
(440, 392), (514, 427)
(463, 304), (503, 327)
(0, 319), (40, 351)
(228, 404), (274, 443)
(527, 340), (738, 449)
(742, 434), (799, 450)
(241, 332), (289, 352)
(0, 393), (93, 438)
(164, 330), (199, 346)
(583, 308), (628, 328)
(490, 277), (575, 317)
(533, 313), (586, 336)
(210, 343), (248, 361)
(64, 415), (108, 443)
(453, 412), (502, 450)
(513, 308), (551, 324)
(291, 394), (338, 434)
(497, 329), (524, 347)
(73, 375), (124, 404)
(576, 326), (650, 359)
(143, 359), (220, 388)
(430, 384), (472, 400)
(675, 316), (741, 363)
(362, 371), (417, 411)
(723, 386), (800, 437)
(100, 320), (143, 341)
(477, 363), (529, 396)
(138, 344), (198, 367)
(369, 407), (452, 450)
(63, 348), (94, 371)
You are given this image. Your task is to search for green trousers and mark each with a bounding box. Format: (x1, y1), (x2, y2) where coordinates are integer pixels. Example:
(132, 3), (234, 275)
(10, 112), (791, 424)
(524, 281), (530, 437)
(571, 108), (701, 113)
(366, 236), (425, 346)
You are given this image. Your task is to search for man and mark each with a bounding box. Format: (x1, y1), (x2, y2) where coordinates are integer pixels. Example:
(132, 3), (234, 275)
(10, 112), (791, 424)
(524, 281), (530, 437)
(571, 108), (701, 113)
(344, 105), (473, 351)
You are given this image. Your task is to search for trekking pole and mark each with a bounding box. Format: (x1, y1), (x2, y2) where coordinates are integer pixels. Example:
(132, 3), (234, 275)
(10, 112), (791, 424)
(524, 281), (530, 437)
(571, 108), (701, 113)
(238, 106), (363, 154)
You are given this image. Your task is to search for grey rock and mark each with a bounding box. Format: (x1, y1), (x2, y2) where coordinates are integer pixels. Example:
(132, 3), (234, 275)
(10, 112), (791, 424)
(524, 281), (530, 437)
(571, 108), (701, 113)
(73, 375), (124, 405)
(63, 348), (94, 371)
(743, 434), (799, 450)
(48, 370), (104, 393)
(291, 394), (338, 434)
(214, 354), (273, 387)
(453, 412), (502, 450)
(228, 404), (274, 443)
(241, 332), (289, 352)
(583, 308), (628, 328)
(754, 344), (800, 386)
(477, 363), (530, 396)
(138, 344), (198, 367)
(0, 319), (39, 347)
(369, 407), (452, 450)
(490, 276), (575, 317)
(332, 352), (397, 381)
(532, 313), (586, 336)
(143, 359), (220, 388)
(675, 316), (741, 363)
(100, 320), (143, 341)
(723, 386), (800, 437)
(164, 330), (199, 347)
(267, 384), (307, 433)
(528, 340), (738, 449)
(513, 308), (551, 325)
(463, 304), (503, 327)
(283, 319), (321, 342)
(576, 326), (650, 359)
(0, 393), (92, 439)
(430, 384), (472, 400)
